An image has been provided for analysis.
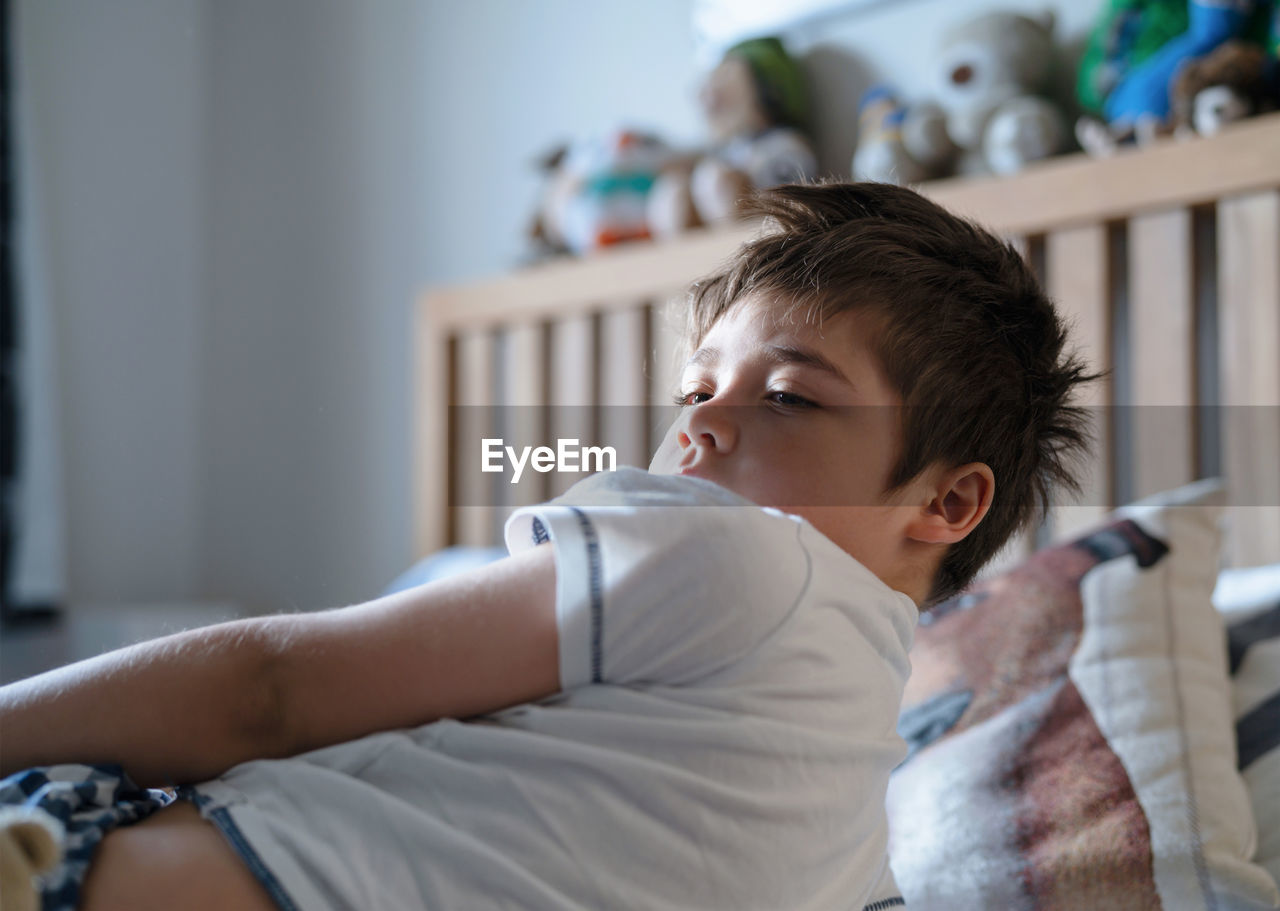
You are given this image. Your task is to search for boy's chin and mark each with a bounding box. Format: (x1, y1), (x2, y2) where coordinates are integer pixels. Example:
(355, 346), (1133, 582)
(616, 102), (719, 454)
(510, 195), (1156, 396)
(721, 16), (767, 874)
(651, 462), (757, 502)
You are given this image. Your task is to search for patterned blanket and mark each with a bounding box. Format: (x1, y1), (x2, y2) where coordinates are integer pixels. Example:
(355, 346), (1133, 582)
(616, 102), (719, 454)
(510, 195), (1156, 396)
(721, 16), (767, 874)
(0, 764), (173, 911)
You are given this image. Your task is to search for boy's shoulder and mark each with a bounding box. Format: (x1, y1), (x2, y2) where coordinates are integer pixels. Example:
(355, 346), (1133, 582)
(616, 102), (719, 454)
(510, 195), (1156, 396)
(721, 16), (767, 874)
(523, 467), (905, 602)
(507, 467), (792, 562)
(550, 466), (756, 510)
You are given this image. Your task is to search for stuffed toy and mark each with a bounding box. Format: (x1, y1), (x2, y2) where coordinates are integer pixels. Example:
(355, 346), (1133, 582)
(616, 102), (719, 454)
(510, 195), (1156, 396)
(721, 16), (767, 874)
(526, 142), (573, 261)
(851, 86), (954, 184)
(527, 128), (671, 258)
(0, 806), (64, 911)
(856, 11), (1069, 181)
(1075, 0), (1275, 153)
(1077, 0), (1191, 119)
(1171, 39), (1278, 134)
(930, 9), (1069, 175)
(647, 37), (817, 238)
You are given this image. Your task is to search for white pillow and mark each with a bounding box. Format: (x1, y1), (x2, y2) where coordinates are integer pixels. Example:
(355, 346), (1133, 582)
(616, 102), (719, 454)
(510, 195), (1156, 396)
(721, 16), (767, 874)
(1072, 481), (1275, 907)
(888, 480), (1280, 909)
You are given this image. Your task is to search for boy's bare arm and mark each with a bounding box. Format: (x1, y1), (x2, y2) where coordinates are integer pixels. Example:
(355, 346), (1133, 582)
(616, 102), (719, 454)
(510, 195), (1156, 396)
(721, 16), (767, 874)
(0, 546), (559, 787)
(0, 616), (284, 786)
(264, 545), (559, 758)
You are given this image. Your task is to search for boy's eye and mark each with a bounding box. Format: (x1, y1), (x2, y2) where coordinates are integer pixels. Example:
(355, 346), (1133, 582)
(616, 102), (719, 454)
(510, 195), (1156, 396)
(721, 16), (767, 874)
(674, 391), (713, 407)
(767, 391), (815, 409)
(674, 390), (816, 408)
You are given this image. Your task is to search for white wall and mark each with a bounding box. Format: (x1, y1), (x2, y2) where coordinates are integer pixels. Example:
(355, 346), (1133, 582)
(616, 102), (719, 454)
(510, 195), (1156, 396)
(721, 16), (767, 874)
(20, 0), (1102, 615)
(201, 0), (427, 610)
(16, 0), (207, 605)
(200, 0), (709, 612)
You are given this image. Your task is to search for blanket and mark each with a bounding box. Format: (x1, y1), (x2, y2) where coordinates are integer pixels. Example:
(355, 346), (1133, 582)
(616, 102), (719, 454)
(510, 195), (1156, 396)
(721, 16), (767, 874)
(0, 764), (173, 911)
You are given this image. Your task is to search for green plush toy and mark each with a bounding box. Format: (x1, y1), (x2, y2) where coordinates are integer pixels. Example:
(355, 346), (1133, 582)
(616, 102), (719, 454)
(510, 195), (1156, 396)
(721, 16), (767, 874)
(1075, 0), (1277, 152)
(1077, 0), (1192, 116)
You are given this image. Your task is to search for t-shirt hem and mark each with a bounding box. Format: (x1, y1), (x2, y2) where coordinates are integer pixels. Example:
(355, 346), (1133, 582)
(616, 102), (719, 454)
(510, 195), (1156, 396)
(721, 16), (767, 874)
(184, 781), (321, 911)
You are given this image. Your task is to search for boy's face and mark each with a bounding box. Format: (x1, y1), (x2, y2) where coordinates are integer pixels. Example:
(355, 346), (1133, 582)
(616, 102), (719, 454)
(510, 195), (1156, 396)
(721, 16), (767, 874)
(650, 294), (915, 575)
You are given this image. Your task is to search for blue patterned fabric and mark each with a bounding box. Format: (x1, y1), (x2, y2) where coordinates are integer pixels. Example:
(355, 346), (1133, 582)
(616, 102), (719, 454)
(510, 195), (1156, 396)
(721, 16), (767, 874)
(0, 764), (174, 911)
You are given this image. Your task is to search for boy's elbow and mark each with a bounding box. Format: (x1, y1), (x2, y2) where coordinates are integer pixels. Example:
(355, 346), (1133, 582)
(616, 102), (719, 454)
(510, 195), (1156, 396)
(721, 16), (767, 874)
(232, 620), (295, 762)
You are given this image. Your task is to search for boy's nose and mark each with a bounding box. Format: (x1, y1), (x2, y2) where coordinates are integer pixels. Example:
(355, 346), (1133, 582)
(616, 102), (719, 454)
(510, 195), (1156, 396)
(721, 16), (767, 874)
(679, 403), (738, 454)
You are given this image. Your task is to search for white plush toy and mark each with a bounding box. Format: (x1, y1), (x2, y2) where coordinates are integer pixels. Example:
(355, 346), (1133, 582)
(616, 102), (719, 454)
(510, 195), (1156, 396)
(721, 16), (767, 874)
(0, 806), (65, 911)
(856, 10), (1070, 181)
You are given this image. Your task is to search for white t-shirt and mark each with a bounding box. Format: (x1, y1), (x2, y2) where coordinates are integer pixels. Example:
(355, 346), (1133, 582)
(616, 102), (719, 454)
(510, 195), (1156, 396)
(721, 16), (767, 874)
(190, 468), (916, 910)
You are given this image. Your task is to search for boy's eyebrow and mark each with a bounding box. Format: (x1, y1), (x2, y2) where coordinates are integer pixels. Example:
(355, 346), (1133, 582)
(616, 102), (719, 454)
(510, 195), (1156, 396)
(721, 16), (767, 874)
(685, 344), (855, 387)
(687, 346), (720, 369)
(763, 344), (854, 386)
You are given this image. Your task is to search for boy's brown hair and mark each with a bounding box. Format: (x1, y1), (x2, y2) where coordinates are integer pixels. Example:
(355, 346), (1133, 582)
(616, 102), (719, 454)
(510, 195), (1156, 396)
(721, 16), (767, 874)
(685, 181), (1096, 604)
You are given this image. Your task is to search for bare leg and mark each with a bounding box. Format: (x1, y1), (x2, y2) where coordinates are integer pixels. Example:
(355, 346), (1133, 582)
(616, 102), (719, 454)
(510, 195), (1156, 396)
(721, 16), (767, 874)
(79, 800), (279, 911)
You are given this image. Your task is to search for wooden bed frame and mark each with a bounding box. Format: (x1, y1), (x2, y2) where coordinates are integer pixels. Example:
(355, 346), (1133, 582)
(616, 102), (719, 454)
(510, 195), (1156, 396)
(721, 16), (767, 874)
(415, 112), (1280, 572)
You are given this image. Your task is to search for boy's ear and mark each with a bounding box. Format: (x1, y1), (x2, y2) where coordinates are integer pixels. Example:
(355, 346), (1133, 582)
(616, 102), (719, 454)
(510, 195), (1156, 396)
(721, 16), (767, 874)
(905, 462), (995, 545)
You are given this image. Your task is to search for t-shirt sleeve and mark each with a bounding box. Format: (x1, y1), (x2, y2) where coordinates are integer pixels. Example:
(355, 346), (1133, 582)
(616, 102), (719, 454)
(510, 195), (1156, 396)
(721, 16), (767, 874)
(504, 470), (811, 690)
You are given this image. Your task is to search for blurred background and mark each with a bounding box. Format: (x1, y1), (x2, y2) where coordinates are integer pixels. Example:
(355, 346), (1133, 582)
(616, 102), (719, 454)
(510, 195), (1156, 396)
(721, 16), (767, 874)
(2, 0), (1106, 671)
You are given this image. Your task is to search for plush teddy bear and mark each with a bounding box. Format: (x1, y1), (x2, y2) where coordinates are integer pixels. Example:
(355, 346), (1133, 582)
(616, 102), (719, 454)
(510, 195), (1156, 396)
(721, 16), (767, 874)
(855, 10), (1069, 182)
(647, 37), (817, 238)
(1172, 39), (1277, 135)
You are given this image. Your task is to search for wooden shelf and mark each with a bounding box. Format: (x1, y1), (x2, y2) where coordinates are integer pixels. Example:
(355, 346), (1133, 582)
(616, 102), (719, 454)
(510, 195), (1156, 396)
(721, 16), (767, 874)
(422, 112), (1280, 333)
(924, 111), (1280, 235)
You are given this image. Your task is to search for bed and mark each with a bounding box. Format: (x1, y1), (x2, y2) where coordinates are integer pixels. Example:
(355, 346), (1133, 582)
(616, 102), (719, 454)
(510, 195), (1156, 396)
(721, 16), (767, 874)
(413, 114), (1280, 909)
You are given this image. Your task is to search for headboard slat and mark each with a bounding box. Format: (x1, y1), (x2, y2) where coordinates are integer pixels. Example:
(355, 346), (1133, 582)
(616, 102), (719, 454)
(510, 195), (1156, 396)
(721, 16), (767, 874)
(502, 321), (551, 509)
(649, 299), (685, 455)
(1129, 207), (1197, 499)
(548, 313), (598, 499)
(453, 330), (502, 547)
(414, 308), (450, 556)
(1218, 189), (1280, 565)
(600, 306), (651, 470)
(1045, 222), (1113, 540)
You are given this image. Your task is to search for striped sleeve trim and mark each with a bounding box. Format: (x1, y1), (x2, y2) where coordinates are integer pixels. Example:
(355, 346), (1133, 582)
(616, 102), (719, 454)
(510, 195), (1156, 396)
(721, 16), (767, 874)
(566, 506), (604, 684)
(863, 898), (906, 910)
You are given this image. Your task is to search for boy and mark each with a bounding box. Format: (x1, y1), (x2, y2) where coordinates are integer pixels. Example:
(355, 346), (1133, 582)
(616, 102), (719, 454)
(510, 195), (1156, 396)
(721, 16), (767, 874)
(0, 182), (1092, 910)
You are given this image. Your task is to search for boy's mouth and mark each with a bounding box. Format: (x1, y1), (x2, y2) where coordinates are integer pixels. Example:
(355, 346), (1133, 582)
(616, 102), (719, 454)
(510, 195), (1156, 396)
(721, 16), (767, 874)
(676, 463), (720, 484)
